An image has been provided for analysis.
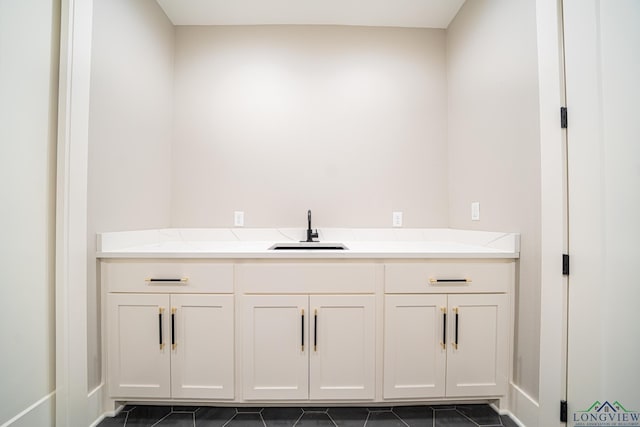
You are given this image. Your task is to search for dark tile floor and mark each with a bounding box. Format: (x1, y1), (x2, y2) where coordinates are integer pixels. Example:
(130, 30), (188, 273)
(96, 404), (519, 427)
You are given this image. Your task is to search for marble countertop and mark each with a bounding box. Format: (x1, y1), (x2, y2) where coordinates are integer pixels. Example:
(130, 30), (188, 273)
(97, 228), (520, 259)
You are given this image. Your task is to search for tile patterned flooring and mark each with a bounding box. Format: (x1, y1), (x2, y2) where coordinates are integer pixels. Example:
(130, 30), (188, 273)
(96, 404), (519, 427)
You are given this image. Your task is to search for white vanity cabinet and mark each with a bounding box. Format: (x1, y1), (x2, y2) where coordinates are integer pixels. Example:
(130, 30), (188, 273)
(238, 263), (377, 401)
(309, 295), (375, 400)
(242, 294), (375, 400)
(107, 293), (171, 398)
(100, 247), (516, 406)
(105, 261), (235, 400)
(383, 294), (447, 398)
(383, 261), (511, 400)
(169, 294), (234, 399)
(444, 293), (508, 397)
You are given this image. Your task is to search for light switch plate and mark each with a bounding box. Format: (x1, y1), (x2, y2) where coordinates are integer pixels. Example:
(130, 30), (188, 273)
(392, 211), (403, 227)
(471, 202), (480, 221)
(234, 211), (244, 227)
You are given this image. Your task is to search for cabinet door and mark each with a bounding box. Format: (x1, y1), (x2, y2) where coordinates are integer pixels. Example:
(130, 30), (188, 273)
(309, 295), (375, 400)
(107, 294), (170, 398)
(383, 294), (447, 399)
(170, 294), (234, 399)
(243, 295), (308, 400)
(445, 294), (508, 397)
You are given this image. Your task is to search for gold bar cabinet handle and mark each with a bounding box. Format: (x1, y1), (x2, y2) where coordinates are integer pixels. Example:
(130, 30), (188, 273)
(453, 307), (459, 350)
(158, 307), (164, 349)
(171, 308), (176, 350)
(429, 278), (472, 284)
(145, 277), (189, 284)
(301, 309), (305, 352)
(314, 309), (318, 352)
(441, 306), (447, 350)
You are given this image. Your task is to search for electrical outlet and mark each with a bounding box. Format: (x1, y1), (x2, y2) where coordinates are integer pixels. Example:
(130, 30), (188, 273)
(471, 202), (480, 221)
(234, 211), (244, 227)
(392, 211), (403, 227)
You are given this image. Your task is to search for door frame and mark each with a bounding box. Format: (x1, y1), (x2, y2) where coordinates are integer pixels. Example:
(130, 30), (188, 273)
(55, 0), (94, 425)
(533, 1), (569, 427)
(562, 1), (640, 424)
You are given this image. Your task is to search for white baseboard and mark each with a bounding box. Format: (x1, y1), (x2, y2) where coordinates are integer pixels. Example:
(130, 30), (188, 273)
(505, 382), (540, 427)
(88, 384), (104, 427)
(88, 384), (125, 427)
(0, 391), (55, 427)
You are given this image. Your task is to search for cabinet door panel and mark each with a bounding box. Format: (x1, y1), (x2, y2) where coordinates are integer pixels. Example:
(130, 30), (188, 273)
(243, 295), (308, 400)
(384, 294), (447, 398)
(446, 294), (508, 397)
(171, 294), (234, 399)
(108, 294), (170, 398)
(309, 295), (375, 400)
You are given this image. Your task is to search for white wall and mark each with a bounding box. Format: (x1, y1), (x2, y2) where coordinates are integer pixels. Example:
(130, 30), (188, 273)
(446, 0), (542, 400)
(87, 0), (174, 390)
(171, 26), (449, 228)
(0, 0), (59, 425)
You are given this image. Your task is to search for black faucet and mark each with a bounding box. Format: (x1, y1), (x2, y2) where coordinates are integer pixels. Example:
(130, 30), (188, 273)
(305, 209), (319, 242)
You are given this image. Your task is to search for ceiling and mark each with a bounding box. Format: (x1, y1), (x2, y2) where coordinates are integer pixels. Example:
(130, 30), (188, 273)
(156, 0), (466, 28)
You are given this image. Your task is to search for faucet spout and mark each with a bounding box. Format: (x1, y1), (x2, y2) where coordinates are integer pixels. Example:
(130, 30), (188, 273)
(305, 209), (319, 242)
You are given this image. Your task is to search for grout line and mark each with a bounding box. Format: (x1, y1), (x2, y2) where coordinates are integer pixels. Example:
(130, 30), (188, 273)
(499, 414), (511, 426)
(392, 411), (410, 427)
(292, 410), (305, 427)
(363, 410), (371, 427)
(150, 412), (172, 427)
(221, 409), (239, 427)
(471, 409), (507, 427)
(192, 412), (195, 427)
(325, 411), (339, 427)
(454, 408), (482, 427)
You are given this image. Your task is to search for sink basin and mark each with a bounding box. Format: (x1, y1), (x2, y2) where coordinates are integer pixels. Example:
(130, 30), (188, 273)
(269, 242), (348, 250)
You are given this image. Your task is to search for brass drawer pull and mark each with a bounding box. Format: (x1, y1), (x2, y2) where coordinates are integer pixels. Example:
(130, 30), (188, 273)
(171, 308), (176, 350)
(441, 307), (447, 350)
(145, 277), (189, 284)
(314, 309), (318, 352)
(429, 278), (471, 284)
(301, 309), (305, 352)
(159, 307), (164, 349)
(453, 307), (459, 350)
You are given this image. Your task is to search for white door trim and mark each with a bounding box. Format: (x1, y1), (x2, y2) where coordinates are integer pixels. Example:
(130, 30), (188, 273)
(536, 0), (568, 426)
(55, 0), (94, 425)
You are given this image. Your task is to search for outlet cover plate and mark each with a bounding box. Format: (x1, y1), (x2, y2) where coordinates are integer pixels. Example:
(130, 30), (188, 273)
(471, 202), (480, 221)
(234, 211), (244, 227)
(392, 211), (403, 227)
